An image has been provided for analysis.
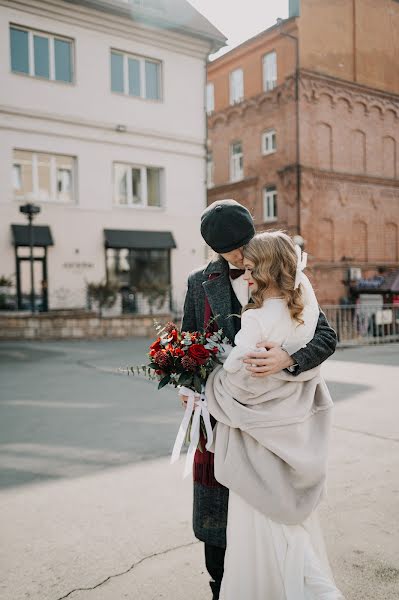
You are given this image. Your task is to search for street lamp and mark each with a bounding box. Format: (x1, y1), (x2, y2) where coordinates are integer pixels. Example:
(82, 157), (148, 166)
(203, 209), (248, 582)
(276, 18), (301, 235)
(19, 203), (41, 313)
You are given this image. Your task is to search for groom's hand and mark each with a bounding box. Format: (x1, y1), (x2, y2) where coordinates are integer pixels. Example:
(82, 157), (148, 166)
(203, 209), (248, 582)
(243, 341), (294, 377)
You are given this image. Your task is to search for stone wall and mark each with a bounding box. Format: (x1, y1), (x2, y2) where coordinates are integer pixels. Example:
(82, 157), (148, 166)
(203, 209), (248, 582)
(0, 312), (172, 340)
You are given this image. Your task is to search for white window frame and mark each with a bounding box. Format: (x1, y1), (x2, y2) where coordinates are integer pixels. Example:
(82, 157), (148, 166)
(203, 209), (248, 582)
(10, 25), (74, 83)
(13, 150), (76, 204)
(229, 68), (244, 105)
(262, 129), (277, 155)
(111, 50), (162, 101)
(230, 141), (243, 182)
(207, 152), (214, 188)
(263, 51), (277, 92)
(113, 163), (163, 208)
(263, 186), (278, 222)
(206, 82), (214, 114)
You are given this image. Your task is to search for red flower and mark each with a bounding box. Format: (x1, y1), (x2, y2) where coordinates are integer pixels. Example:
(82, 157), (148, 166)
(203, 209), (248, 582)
(149, 349), (157, 357)
(188, 344), (210, 365)
(150, 338), (162, 352)
(170, 329), (178, 341)
(181, 355), (197, 372)
(164, 322), (177, 334)
(211, 347), (219, 354)
(154, 350), (172, 369)
(174, 347), (185, 357)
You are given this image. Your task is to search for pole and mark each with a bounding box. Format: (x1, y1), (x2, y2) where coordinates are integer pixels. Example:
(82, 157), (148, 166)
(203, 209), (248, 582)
(28, 213), (35, 313)
(277, 20), (301, 235)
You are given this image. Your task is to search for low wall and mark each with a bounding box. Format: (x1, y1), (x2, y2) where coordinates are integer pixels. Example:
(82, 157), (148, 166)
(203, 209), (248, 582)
(0, 311), (173, 340)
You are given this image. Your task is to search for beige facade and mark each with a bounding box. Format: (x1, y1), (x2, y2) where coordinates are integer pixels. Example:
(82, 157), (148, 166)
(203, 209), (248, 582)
(0, 0), (225, 312)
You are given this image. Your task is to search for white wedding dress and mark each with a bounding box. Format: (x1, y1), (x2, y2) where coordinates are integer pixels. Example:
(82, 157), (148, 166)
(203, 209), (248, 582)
(219, 277), (344, 600)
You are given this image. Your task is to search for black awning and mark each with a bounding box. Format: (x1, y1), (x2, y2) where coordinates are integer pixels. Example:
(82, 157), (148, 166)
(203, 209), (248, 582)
(11, 224), (54, 247)
(104, 229), (176, 250)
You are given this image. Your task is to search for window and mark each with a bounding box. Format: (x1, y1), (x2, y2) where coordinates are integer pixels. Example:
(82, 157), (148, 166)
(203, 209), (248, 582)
(207, 152), (214, 188)
(263, 186), (278, 222)
(113, 163), (162, 207)
(263, 51), (277, 91)
(13, 150), (75, 203)
(262, 129), (277, 155)
(10, 26), (73, 82)
(106, 247), (171, 314)
(230, 68), (244, 105)
(206, 82), (214, 114)
(111, 50), (161, 100)
(230, 142), (243, 182)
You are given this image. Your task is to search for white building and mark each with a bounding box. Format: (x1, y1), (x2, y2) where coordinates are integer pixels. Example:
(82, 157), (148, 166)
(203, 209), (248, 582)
(0, 0), (225, 313)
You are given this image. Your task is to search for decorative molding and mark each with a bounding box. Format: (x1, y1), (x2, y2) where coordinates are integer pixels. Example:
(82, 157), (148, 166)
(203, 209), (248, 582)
(208, 76), (296, 129)
(207, 176), (258, 195)
(300, 71), (399, 119)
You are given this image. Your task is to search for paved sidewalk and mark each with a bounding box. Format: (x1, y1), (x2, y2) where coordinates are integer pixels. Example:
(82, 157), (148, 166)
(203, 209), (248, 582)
(1, 346), (399, 599)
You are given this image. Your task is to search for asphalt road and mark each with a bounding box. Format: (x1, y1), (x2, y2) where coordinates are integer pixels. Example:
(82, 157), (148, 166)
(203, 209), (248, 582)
(0, 339), (397, 490)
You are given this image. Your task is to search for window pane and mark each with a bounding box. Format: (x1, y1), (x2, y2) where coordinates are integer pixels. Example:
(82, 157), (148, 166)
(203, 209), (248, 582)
(54, 39), (72, 82)
(114, 165), (128, 204)
(128, 57), (141, 96)
(34, 35), (50, 78)
(131, 168), (142, 204)
(232, 142), (242, 155)
(13, 164), (22, 190)
(145, 60), (160, 100)
(13, 150), (34, 200)
(111, 52), (124, 93)
(37, 153), (52, 201)
(56, 155), (74, 201)
(10, 28), (29, 74)
(147, 168), (161, 206)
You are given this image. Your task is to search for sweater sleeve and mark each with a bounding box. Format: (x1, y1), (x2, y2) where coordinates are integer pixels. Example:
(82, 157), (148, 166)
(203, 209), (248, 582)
(223, 310), (264, 373)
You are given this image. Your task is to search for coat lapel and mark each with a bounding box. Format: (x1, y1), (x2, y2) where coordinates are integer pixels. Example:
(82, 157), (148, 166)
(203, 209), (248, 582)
(202, 258), (237, 343)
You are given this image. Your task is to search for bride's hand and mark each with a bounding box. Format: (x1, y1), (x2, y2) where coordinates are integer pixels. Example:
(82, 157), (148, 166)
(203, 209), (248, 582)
(243, 341), (294, 377)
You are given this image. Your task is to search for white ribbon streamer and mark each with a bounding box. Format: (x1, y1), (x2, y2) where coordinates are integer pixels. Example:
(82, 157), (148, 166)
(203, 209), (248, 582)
(171, 386), (214, 478)
(294, 245), (308, 290)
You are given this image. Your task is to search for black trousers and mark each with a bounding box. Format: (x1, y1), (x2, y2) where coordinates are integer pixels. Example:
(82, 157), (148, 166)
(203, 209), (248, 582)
(204, 543), (226, 600)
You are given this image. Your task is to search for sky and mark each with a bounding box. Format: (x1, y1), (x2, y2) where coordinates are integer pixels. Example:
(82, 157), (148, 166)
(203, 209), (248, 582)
(188, 0), (289, 59)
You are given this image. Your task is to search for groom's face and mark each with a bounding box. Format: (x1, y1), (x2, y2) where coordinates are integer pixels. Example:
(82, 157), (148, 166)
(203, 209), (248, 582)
(220, 247), (244, 269)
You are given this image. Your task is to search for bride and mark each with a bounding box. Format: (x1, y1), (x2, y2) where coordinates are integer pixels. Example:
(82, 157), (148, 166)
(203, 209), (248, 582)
(205, 231), (344, 600)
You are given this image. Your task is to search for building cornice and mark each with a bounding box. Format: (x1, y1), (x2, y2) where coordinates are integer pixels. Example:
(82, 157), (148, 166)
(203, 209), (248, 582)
(208, 17), (297, 73)
(1, 0), (216, 59)
(208, 76), (296, 129)
(300, 166), (399, 190)
(0, 105), (205, 158)
(300, 70), (399, 118)
(207, 176), (258, 195)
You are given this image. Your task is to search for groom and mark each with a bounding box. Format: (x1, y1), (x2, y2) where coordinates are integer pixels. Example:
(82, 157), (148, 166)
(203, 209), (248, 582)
(181, 199), (337, 600)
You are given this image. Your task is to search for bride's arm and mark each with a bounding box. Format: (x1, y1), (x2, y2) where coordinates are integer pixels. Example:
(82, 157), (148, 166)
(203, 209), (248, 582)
(223, 310), (264, 373)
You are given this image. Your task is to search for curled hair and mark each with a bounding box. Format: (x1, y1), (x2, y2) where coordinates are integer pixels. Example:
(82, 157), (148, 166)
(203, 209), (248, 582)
(242, 231), (305, 325)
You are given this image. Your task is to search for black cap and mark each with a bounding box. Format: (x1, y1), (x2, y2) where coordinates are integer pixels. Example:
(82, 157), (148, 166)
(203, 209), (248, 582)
(200, 199), (255, 253)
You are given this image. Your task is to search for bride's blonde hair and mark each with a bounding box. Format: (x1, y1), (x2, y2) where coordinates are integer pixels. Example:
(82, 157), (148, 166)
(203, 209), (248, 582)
(242, 231), (305, 325)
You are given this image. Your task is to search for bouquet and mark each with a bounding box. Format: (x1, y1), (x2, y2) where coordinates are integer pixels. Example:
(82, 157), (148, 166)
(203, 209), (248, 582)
(132, 321), (230, 477)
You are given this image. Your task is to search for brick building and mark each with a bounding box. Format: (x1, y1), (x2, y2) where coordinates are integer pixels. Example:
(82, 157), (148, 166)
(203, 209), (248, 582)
(206, 0), (399, 304)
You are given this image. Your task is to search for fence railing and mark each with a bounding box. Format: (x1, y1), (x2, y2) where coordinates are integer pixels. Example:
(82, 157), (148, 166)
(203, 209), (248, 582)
(322, 304), (399, 346)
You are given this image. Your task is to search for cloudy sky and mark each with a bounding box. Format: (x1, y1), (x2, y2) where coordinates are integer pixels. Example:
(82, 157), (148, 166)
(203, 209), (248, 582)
(188, 0), (289, 58)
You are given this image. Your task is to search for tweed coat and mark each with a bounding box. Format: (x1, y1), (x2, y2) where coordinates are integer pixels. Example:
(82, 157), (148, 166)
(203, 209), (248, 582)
(181, 256), (337, 548)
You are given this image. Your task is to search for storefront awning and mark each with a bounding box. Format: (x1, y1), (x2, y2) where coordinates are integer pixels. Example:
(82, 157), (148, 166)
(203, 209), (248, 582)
(11, 224), (54, 247)
(104, 229), (176, 250)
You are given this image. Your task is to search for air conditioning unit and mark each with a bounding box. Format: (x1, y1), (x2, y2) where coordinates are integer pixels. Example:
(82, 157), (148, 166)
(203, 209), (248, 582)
(348, 267), (362, 281)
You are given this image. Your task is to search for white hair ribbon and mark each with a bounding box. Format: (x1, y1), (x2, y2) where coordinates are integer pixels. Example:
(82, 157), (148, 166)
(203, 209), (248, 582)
(294, 245), (308, 290)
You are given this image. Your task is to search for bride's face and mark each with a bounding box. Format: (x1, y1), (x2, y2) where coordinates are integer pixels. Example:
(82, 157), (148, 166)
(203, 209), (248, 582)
(243, 258), (257, 293)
